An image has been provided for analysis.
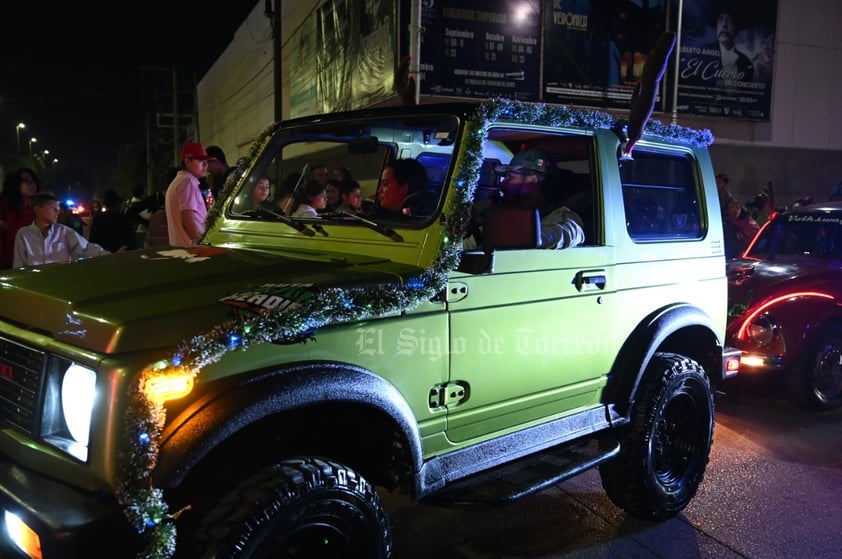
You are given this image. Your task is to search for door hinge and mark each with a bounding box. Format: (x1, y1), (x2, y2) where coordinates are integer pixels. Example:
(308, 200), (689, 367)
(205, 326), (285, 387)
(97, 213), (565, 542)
(429, 381), (470, 409)
(446, 281), (469, 302)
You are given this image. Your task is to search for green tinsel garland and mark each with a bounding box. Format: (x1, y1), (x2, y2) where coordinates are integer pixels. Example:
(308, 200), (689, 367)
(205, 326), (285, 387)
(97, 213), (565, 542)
(117, 97), (712, 557)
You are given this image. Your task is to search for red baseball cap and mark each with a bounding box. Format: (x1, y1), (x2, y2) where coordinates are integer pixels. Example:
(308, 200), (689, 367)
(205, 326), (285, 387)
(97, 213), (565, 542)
(180, 142), (209, 161)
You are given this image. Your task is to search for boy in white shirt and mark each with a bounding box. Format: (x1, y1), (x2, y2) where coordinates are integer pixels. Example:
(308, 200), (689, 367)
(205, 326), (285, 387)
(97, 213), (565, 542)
(13, 193), (110, 268)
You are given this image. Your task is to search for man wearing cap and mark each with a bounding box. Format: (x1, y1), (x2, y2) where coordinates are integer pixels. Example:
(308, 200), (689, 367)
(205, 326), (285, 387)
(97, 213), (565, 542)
(165, 142), (210, 246)
(494, 148), (585, 250)
(205, 145), (235, 202)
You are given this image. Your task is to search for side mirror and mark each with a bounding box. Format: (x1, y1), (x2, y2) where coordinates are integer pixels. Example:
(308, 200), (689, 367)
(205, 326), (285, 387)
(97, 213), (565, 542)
(457, 251), (494, 274)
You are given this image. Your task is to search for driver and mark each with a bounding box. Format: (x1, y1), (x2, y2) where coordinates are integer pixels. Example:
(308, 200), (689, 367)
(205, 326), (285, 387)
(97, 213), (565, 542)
(494, 148), (585, 249)
(376, 158), (429, 217)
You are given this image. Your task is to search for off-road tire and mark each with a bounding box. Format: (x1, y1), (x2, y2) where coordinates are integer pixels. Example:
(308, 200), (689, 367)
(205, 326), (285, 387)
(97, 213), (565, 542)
(787, 324), (842, 410)
(185, 456), (391, 558)
(599, 352), (713, 520)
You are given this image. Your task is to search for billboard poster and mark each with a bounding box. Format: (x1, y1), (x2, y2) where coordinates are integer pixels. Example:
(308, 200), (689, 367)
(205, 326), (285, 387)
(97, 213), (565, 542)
(288, 16), (319, 119)
(290, 0), (397, 118)
(542, 0), (668, 109)
(416, 0), (541, 101)
(676, 0), (777, 120)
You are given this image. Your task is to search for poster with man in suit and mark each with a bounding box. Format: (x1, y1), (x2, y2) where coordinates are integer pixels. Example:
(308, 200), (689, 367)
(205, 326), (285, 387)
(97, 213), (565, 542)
(676, 0), (777, 120)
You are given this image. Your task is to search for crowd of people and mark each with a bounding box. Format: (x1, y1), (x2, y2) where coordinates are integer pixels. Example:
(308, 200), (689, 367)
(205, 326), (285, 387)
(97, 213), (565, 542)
(0, 142), (233, 269)
(0, 165), (163, 268)
(717, 172), (828, 258)
(0, 140), (592, 268)
(5, 138), (840, 269)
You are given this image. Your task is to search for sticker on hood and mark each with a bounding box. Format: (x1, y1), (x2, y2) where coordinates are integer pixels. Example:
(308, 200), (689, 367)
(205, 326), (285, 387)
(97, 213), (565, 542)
(142, 246), (227, 263)
(220, 283), (320, 314)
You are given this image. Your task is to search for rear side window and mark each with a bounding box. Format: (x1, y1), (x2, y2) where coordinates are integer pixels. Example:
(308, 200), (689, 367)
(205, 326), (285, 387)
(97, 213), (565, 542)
(619, 150), (702, 241)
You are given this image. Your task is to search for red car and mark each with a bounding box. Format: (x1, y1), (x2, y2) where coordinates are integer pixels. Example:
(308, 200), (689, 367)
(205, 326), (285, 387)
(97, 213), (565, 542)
(726, 202), (842, 409)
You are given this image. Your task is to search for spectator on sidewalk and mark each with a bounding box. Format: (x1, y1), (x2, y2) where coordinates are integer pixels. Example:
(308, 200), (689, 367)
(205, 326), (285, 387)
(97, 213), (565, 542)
(165, 142), (210, 246)
(716, 173), (735, 217)
(13, 193), (112, 268)
(723, 199), (759, 258)
(89, 189), (137, 252)
(205, 145), (235, 202)
(125, 185), (155, 247)
(0, 167), (40, 268)
(145, 192), (169, 248)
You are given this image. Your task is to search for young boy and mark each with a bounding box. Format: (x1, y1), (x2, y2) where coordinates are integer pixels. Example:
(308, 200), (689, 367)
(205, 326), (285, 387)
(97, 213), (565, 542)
(13, 192), (111, 268)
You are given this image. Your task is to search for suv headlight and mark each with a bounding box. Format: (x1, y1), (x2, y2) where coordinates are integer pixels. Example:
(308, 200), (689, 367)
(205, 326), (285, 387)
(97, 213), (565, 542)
(41, 360), (97, 462)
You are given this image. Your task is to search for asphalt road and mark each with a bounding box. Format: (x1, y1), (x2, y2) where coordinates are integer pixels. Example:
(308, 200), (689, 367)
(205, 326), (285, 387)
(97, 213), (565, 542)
(385, 375), (842, 558)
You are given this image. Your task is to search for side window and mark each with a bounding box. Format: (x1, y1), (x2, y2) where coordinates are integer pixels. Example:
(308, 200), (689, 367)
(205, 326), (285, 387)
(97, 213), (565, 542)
(416, 152), (451, 193)
(619, 150), (702, 241)
(479, 128), (600, 247)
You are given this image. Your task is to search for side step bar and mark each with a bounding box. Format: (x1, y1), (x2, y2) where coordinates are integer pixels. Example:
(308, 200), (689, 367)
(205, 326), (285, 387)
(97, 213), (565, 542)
(425, 436), (620, 509)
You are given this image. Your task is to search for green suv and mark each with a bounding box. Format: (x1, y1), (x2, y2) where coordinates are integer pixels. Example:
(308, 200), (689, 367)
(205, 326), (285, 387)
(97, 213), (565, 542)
(0, 98), (739, 558)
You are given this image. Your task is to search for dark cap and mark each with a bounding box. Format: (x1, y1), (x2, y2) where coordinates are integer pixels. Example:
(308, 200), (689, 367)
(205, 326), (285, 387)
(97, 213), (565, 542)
(715, 173), (729, 182)
(495, 148), (555, 175)
(205, 145), (227, 164)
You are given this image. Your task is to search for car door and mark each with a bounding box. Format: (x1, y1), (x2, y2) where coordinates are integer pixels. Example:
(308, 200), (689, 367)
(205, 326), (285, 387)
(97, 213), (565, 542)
(444, 129), (618, 443)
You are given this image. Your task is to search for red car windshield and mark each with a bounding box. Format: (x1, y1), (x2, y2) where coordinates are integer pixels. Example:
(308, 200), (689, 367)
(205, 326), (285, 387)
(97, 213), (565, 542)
(747, 213), (842, 259)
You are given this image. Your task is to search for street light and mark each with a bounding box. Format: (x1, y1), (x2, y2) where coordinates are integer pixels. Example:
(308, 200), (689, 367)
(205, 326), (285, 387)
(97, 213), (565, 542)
(52, 158), (59, 173)
(28, 137), (37, 156)
(15, 123), (25, 154)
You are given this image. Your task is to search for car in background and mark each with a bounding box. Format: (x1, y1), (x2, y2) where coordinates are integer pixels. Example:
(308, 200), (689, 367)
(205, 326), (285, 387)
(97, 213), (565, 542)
(726, 202), (842, 409)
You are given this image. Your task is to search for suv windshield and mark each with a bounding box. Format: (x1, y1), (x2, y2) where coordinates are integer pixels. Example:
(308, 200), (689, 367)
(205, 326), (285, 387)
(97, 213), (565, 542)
(227, 114), (459, 224)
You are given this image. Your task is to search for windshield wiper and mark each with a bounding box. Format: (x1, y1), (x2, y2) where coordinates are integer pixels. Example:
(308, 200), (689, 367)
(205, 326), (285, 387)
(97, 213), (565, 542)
(336, 210), (403, 242)
(242, 207), (316, 237)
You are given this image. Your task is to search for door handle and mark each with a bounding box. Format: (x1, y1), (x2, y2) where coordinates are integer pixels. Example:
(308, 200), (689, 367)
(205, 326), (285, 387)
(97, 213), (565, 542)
(574, 270), (607, 291)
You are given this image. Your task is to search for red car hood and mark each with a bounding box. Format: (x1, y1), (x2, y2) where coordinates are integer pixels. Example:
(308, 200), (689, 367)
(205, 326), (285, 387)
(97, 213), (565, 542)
(727, 255), (842, 322)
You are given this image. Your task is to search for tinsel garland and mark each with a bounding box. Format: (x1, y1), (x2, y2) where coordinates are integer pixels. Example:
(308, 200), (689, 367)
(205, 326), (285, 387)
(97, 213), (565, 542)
(117, 97), (712, 557)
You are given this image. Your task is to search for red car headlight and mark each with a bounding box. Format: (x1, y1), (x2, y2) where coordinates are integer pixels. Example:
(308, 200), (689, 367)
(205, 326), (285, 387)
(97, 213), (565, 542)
(745, 314), (777, 346)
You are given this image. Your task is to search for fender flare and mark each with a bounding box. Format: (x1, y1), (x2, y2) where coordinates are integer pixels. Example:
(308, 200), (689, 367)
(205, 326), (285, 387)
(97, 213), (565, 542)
(604, 303), (721, 417)
(153, 362), (423, 486)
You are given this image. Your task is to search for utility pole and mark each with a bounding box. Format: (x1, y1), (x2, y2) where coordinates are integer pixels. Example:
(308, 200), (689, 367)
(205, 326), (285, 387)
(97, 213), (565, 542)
(670, 0), (684, 124)
(139, 65), (185, 168)
(409, 0), (422, 105)
(172, 65), (179, 166)
(146, 112), (153, 195)
(266, 0), (283, 122)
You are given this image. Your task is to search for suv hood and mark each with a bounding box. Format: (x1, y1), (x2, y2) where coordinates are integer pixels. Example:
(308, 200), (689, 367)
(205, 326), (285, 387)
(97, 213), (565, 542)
(0, 246), (416, 354)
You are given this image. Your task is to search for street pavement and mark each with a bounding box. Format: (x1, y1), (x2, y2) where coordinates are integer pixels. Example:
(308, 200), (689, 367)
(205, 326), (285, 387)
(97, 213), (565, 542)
(385, 375), (842, 558)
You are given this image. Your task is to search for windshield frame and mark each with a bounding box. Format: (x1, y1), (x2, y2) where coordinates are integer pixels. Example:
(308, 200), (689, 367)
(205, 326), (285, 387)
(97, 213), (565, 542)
(223, 112), (462, 229)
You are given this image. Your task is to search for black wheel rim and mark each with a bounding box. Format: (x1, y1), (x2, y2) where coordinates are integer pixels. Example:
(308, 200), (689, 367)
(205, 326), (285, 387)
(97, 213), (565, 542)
(255, 496), (381, 559)
(811, 343), (842, 403)
(651, 379), (710, 488)
(279, 521), (352, 558)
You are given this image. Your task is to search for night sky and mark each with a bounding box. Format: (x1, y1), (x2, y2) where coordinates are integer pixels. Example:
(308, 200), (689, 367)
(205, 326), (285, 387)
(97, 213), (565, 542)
(0, 2), (260, 186)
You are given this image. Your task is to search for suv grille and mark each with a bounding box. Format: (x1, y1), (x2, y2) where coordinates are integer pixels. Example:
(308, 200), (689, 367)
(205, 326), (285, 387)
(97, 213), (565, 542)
(0, 337), (46, 435)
